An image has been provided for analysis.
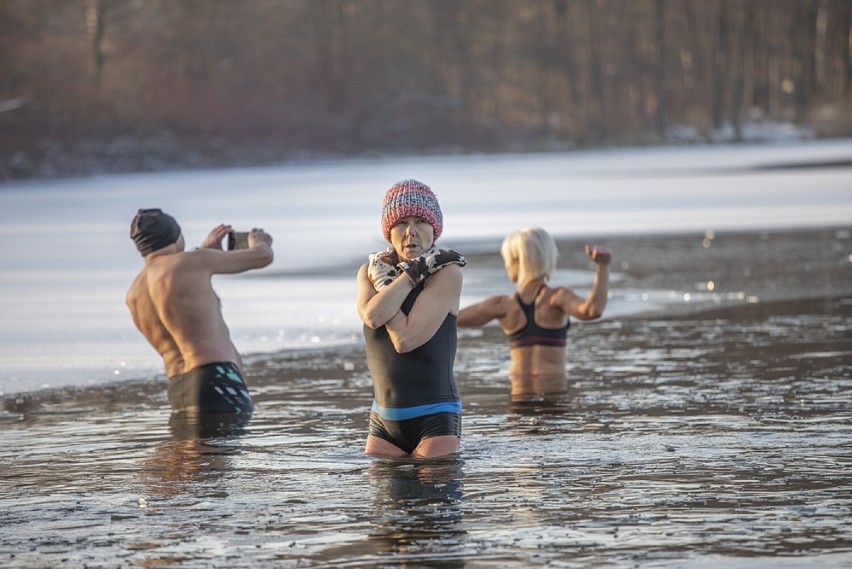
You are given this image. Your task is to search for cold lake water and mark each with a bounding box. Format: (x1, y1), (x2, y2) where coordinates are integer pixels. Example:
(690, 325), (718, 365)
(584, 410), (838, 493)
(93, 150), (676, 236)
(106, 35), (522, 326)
(1, 288), (850, 567)
(1, 142), (851, 567)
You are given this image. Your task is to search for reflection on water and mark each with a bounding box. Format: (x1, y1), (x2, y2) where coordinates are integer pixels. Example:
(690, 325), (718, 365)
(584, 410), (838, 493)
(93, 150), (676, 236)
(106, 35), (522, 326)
(168, 412), (253, 441)
(366, 460), (466, 567)
(0, 295), (850, 567)
(139, 414), (252, 503)
(142, 438), (238, 501)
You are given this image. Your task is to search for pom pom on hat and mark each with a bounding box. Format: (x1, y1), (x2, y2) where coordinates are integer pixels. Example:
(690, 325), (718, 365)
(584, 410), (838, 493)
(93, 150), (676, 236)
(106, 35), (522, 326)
(131, 208), (182, 257)
(381, 180), (443, 241)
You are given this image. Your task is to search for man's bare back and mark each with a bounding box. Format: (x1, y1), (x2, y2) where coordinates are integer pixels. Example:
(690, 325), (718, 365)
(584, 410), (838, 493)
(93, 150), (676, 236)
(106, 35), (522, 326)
(128, 249), (246, 378)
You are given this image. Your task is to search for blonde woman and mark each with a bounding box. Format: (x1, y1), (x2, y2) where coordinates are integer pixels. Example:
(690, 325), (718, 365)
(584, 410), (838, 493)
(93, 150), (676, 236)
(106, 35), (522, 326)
(457, 227), (610, 397)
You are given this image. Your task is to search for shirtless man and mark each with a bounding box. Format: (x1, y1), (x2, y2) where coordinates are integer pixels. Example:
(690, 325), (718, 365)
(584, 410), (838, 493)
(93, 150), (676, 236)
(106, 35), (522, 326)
(126, 208), (273, 416)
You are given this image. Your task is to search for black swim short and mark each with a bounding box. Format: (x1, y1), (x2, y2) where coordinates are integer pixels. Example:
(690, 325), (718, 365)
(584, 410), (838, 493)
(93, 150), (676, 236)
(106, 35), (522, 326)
(369, 411), (461, 455)
(168, 361), (254, 415)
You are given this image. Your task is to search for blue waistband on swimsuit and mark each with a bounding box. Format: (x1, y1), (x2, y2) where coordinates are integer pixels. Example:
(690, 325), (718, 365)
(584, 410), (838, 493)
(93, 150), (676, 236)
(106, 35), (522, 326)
(371, 400), (462, 421)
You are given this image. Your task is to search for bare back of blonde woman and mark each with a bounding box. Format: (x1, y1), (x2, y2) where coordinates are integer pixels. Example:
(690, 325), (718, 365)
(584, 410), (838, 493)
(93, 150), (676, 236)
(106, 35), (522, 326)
(457, 227), (611, 398)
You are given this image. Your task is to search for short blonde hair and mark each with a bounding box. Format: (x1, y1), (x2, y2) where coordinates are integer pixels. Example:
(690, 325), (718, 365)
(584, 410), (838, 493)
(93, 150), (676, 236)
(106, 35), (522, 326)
(500, 227), (558, 286)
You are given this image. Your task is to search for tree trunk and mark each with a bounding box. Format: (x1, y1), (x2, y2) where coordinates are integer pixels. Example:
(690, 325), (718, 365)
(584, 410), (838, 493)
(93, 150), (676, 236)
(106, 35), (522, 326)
(585, 0), (608, 143)
(794, 0), (819, 121)
(84, 0), (105, 84)
(711, 2), (729, 131)
(655, 0), (667, 138)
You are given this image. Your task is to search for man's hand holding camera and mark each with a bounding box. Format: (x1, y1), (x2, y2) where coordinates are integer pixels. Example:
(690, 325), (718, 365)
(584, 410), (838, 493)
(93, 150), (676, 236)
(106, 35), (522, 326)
(194, 224), (273, 252)
(199, 224), (233, 250)
(247, 228), (273, 250)
(224, 228), (273, 251)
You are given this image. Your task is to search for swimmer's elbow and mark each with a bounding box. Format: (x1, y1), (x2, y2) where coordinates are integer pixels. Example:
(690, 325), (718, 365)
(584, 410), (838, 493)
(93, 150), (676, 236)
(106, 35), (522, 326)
(391, 336), (416, 354)
(252, 245), (274, 268)
(389, 330), (423, 354)
(360, 307), (389, 330)
(577, 306), (604, 321)
(362, 316), (384, 330)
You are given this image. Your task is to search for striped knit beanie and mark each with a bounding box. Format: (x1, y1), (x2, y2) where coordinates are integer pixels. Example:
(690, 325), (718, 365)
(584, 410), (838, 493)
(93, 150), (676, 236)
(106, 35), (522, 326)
(381, 179), (443, 241)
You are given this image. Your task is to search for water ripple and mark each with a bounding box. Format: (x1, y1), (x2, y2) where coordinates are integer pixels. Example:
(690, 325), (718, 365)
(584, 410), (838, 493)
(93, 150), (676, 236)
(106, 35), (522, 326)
(1, 297), (850, 567)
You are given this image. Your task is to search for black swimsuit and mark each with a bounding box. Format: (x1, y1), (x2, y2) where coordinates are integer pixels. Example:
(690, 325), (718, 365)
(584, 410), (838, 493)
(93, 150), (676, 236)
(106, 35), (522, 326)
(168, 361), (254, 415)
(363, 280), (462, 453)
(507, 287), (570, 348)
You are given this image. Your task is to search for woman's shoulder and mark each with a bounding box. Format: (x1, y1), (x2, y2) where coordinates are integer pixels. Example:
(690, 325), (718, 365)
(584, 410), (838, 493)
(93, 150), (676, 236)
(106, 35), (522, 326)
(428, 262), (464, 282)
(491, 292), (521, 314)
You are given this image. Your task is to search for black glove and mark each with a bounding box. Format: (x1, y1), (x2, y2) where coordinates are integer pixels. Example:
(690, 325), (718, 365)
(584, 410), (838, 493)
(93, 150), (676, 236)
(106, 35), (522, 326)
(396, 246), (466, 286)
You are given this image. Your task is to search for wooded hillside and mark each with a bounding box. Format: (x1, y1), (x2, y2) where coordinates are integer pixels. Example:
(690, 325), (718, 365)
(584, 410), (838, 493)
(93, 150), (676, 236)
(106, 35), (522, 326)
(2, 0), (850, 180)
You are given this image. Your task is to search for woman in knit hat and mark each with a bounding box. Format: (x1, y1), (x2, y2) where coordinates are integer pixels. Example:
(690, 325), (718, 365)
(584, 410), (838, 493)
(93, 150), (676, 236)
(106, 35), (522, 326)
(356, 180), (466, 459)
(457, 227), (611, 399)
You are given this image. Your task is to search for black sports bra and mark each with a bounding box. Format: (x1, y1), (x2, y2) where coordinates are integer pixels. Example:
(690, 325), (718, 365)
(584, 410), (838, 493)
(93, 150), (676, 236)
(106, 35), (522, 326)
(507, 287), (570, 348)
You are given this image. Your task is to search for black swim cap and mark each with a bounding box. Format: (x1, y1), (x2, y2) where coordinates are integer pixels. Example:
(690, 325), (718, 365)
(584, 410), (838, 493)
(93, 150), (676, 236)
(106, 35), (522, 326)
(131, 208), (182, 257)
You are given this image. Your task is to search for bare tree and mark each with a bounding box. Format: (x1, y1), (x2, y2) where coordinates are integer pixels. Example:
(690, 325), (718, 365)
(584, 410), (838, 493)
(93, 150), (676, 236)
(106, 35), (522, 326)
(4, 0), (852, 179)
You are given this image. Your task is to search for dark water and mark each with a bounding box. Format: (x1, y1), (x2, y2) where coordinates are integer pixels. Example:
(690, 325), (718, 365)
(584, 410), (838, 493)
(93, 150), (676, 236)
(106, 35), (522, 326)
(2, 291), (850, 568)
